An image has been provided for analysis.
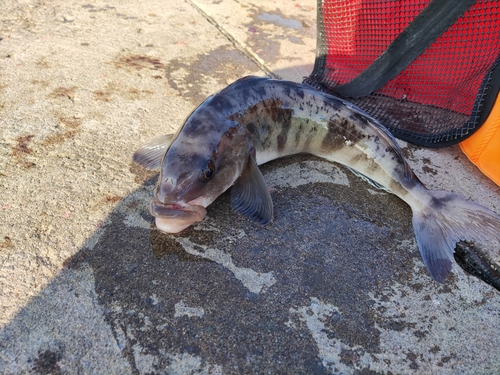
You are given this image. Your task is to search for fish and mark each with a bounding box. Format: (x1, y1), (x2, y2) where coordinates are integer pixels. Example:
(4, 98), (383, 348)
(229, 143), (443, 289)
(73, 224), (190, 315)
(133, 76), (500, 285)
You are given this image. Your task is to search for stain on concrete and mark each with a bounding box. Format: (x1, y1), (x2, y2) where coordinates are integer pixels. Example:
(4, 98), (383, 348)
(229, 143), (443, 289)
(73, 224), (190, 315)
(114, 55), (164, 72)
(31, 79), (50, 88)
(165, 45), (257, 104)
(257, 13), (303, 30)
(0, 236), (14, 249)
(35, 57), (51, 69)
(244, 7), (314, 63)
(151, 231), (207, 263)
(174, 300), (205, 318)
(11, 134), (36, 168)
(93, 85), (114, 102)
(94, 82), (155, 102)
(41, 117), (81, 146)
(49, 86), (76, 100)
(82, 4), (116, 13)
(12, 135), (34, 155)
(105, 194), (123, 204)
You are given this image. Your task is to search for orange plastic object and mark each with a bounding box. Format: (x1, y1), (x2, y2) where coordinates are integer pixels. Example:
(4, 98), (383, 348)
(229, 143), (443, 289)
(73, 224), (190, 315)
(460, 92), (500, 186)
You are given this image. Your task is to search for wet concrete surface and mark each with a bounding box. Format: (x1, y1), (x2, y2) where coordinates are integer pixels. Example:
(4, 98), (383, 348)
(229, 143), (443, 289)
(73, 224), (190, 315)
(1, 0), (500, 374)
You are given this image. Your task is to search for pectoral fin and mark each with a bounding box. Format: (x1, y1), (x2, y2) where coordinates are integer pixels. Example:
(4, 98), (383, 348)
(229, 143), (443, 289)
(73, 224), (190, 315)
(231, 155), (273, 225)
(133, 134), (174, 170)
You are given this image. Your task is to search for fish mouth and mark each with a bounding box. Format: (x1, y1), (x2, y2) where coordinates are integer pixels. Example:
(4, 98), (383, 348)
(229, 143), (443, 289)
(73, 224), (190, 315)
(149, 199), (207, 234)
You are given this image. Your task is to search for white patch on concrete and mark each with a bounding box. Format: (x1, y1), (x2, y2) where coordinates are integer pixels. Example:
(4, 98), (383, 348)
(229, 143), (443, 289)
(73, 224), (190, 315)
(133, 345), (157, 374)
(287, 242), (500, 374)
(162, 351), (223, 375)
(264, 160), (349, 189)
(123, 213), (151, 229)
(367, 188), (386, 195)
(287, 297), (372, 373)
(174, 300), (205, 318)
(366, 259), (500, 374)
(175, 236), (276, 294)
(113, 323), (127, 351)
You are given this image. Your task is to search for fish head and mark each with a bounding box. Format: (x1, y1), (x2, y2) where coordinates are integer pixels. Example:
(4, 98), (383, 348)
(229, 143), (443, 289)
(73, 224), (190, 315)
(151, 117), (252, 233)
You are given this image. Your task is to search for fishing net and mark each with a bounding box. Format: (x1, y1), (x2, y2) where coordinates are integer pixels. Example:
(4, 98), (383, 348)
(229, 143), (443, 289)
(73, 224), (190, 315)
(304, 0), (500, 147)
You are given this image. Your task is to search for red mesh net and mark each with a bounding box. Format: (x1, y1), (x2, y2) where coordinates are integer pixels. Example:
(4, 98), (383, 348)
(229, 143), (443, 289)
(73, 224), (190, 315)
(305, 0), (500, 146)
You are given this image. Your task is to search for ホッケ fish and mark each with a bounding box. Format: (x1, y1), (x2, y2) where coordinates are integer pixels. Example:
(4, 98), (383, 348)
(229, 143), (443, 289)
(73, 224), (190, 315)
(134, 76), (500, 285)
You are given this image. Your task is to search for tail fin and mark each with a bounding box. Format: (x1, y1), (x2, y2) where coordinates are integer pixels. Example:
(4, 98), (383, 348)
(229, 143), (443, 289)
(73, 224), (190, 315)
(412, 190), (500, 283)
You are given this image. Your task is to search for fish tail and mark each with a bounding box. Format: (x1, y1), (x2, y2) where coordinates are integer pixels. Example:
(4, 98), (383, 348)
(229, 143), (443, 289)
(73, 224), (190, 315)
(412, 190), (500, 282)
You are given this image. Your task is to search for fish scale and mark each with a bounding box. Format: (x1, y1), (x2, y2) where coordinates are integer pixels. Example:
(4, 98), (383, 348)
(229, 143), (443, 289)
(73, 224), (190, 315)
(134, 76), (500, 289)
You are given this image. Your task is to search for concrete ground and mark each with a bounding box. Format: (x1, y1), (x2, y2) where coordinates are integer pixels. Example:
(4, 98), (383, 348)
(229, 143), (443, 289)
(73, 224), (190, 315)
(1, 0), (500, 374)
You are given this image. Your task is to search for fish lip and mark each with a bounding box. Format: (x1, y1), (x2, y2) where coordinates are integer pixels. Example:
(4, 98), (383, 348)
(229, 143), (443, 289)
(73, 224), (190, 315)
(149, 199), (205, 219)
(149, 199), (207, 233)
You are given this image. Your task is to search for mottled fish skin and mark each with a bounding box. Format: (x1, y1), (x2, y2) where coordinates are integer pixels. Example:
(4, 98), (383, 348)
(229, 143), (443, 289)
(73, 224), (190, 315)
(223, 78), (416, 199)
(135, 76), (500, 287)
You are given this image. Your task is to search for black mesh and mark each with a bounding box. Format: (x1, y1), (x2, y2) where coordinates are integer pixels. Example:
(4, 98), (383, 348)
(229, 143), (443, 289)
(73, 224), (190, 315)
(304, 0), (500, 147)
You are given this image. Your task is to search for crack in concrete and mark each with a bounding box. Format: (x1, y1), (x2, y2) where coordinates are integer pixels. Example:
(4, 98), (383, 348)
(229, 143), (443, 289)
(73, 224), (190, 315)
(185, 0), (281, 79)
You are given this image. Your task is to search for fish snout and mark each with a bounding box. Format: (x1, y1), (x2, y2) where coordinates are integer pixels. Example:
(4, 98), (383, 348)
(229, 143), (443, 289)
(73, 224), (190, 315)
(156, 177), (176, 202)
(156, 175), (196, 203)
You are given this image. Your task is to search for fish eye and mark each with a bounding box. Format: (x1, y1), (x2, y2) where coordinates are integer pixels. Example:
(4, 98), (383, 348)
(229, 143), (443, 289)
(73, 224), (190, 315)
(200, 160), (216, 182)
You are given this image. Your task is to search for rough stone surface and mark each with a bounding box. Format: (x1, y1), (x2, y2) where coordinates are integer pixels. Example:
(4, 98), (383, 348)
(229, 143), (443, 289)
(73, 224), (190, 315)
(1, 0), (500, 374)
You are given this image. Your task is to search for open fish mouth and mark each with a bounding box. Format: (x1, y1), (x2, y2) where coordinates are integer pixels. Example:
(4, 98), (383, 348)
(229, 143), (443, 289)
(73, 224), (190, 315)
(149, 200), (207, 233)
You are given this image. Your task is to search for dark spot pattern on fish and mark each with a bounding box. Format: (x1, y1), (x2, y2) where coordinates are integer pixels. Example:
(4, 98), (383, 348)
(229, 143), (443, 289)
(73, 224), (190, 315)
(282, 85), (292, 98)
(246, 122), (258, 136)
(430, 194), (455, 210)
(229, 97), (293, 152)
(322, 118), (365, 151)
(348, 111), (370, 128)
(209, 93), (234, 112)
(295, 88), (305, 100)
(410, 171), (424, 185)
(255, 85), (267, 98)
(274, 107), (292, 152)
(183, 118), (204, 136)
(295, 124), (304, 148)
(373, 135), (380, 152)
(349, 152), (369, 166)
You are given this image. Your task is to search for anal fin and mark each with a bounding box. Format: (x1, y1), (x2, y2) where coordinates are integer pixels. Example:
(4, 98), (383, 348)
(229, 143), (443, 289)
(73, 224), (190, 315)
(346, 166), (390, 193)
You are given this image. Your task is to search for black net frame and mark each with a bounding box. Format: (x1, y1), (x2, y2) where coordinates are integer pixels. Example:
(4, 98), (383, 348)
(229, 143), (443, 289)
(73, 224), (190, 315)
(304, 0), (500, 147)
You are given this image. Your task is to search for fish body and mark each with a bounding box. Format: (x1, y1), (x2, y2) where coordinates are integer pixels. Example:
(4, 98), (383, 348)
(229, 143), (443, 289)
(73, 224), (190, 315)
(134, 76), (500, 284)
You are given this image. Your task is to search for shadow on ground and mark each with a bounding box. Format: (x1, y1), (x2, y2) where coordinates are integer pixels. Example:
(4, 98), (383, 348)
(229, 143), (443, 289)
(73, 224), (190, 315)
(1, 155), (499, 374)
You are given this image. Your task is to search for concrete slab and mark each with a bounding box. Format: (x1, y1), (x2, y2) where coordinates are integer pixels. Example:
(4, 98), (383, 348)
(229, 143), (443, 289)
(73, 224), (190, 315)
(1, 0), (500, 374)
